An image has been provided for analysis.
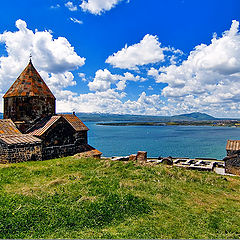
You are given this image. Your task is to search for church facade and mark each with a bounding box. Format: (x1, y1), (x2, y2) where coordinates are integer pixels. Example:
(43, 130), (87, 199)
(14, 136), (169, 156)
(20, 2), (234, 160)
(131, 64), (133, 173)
(0, 60), (101, 163)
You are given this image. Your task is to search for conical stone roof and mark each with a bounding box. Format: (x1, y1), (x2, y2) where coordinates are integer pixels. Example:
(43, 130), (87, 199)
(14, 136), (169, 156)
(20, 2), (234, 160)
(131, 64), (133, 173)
(3, 60), (55, 99)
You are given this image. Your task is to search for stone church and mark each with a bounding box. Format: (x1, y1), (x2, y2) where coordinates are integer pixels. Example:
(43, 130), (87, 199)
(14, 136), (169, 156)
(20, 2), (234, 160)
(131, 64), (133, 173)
(0, 59), (101, 163)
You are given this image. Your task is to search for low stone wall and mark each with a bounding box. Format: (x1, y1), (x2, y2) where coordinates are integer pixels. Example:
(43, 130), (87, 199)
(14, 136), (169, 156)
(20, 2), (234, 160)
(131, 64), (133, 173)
(0, 143), (42, 163)
(0, 147), (10, 163)
(224, 155), (240, 175)
(43, 144), (76, 159)
(0, 140), (99, 163)
(226, 166), (240, 175)
(42, 142), (92, 160)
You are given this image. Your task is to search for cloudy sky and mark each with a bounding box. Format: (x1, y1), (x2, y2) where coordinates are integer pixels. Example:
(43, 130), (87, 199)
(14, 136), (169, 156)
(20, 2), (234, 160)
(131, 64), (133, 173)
(0, 0), (240, 117)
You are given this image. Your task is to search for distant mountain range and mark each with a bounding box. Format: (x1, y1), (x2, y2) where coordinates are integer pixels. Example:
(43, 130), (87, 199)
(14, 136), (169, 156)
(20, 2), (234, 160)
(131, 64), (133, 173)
(0, 111), (236, 122)
(74, 112), (218, 122)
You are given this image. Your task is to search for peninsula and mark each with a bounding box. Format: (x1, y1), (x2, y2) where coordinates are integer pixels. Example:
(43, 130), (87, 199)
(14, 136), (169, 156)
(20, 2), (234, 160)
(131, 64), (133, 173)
(97, 120), (240, 127)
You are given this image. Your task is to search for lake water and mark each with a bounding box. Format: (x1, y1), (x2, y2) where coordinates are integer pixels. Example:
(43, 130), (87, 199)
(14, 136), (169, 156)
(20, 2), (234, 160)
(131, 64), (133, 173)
(86, 122), (240, 159)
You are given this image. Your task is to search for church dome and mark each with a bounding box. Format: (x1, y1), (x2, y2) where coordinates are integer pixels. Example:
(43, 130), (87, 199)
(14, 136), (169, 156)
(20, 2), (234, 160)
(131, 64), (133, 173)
(3, 60), (55, 99)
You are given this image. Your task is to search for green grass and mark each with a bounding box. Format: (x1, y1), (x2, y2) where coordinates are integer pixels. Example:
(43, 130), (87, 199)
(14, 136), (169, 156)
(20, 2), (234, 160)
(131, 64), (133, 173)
(0, 157), (240, 239)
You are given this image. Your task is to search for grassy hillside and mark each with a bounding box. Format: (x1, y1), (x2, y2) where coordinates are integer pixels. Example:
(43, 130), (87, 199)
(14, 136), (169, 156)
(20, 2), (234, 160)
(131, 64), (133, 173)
(0, 157), (240, 239)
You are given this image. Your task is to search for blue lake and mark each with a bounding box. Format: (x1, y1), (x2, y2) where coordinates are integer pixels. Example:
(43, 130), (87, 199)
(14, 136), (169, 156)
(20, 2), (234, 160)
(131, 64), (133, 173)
(86, 122), (240, 159)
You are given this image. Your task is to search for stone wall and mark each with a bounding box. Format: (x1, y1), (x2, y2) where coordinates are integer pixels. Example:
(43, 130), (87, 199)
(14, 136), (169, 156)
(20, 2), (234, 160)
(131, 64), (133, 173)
(0, 145), (9, 164)
(43, 140), (90, 160)
(4, 96), (55, 132)
(0, 143), (42, 163)
(74, 131), (88, 145)
(225, 155), (240, 175)
(227, 150), (240, 157)
(43, 144), (76, 159)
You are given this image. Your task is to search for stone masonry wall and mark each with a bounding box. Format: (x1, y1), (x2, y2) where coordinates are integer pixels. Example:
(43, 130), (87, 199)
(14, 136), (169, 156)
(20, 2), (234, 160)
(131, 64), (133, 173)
(225, 156), (240, 175)
(227, 150), (240, 157)
(74, 131), (88, 145)
(0, 143), (42, 163)
(4, 96), (55, 133)
(43, 140), (89, 160)
(43, 144), (76, 160)
(0, 146), (9, 164)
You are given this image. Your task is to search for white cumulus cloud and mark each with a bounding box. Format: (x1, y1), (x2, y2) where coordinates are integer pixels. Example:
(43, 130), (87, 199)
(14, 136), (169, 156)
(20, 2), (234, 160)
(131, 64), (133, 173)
(78, 72), (87, 81)
(106, 34), (166, 70)
(148, 20), (240, 117)
(65, 1), (77, 12)
(80, 0), (122, 15)
(55, 89), (168, 115)
(0, 19), (85, 98)
(65, 1), (78, 11)
(88, 68), (145, 92)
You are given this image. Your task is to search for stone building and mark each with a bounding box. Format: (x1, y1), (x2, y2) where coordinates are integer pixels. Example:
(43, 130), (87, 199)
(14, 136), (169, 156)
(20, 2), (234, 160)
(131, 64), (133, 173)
(27, 114), (89, 160)
(0, 119), (42, 163)
(223, 140), (240, 175)
(0, 60), (101, 163)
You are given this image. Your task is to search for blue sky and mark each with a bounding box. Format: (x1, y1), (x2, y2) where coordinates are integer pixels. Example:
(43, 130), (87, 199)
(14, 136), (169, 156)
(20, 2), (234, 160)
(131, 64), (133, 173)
(0, 0), (240, 117)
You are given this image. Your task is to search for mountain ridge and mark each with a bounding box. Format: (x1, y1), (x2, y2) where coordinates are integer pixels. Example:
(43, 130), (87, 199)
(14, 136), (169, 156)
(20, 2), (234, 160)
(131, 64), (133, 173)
(171, 112), (216, 121)
(0, 112), (237, 122)
(73, 112), (218, 122)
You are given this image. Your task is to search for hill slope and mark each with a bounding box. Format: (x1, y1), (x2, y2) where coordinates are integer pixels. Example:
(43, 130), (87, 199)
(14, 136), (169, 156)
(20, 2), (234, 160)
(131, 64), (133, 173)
(0, 157), (240, 239)
(171, 112), (216, 121)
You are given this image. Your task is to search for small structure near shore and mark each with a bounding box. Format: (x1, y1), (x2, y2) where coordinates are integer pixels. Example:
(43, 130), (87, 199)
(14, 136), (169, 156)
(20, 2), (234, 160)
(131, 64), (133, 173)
(0, 59), (101, 163)
(223, 140), (240, 175)
(136, 151), (147, 162)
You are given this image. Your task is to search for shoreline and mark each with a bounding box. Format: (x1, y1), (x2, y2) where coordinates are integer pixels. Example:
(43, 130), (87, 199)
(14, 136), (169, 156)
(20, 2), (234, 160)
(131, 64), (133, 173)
(97, 121), (240, 127)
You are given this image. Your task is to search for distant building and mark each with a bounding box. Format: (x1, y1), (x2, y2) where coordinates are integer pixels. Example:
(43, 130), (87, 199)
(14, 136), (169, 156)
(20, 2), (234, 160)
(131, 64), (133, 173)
(223, 140), (240, 175)
(0, 60), (101, 163)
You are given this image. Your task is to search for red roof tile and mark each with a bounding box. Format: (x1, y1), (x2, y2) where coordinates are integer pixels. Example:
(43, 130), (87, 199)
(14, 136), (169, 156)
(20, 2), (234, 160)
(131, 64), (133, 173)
(58, 114), (89, 131)
(28, 114), (88, 136)
(27, 116), (61, 136)
(0, 134), (41, 145)
(3, 60), (55, 99)
(0, 119), (21, 135)
(226, 140), (240, 151)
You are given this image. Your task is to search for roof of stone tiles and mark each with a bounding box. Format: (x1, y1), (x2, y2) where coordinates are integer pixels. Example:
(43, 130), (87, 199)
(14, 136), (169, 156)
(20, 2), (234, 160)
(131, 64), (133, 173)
(0, 134), (41, 145)
(27, 116), (61, 136)
(27, 114), (89, 136)
(58, 114), (89, 131)
(3, 60), (55, 99)
(226, 140), (240, 151)
(0, 119), (22, 135)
